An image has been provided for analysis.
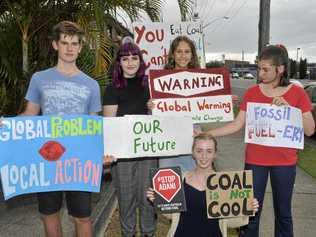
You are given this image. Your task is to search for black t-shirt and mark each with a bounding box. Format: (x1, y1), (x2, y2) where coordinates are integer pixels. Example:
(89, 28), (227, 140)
(103, 77), (149, 116)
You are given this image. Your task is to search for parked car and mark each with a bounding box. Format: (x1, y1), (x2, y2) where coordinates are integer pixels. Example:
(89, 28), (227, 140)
(232, 73), (239, 79)
(289, 79), (304, 88)
(243, 73), (255, 80)
(304, 82), (316, 135)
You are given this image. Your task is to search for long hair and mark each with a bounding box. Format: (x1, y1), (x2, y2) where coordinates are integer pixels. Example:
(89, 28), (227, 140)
(112, 42), (147, 88)
(164, 36), (200, 69)
(192, 133), (218, 171)
(259, 44), (290, 87)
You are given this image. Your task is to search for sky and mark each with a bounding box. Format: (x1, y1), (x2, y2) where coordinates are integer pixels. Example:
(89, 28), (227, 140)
(160, 0), (316, 64)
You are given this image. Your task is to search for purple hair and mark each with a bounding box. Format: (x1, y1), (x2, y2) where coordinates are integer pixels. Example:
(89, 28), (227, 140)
(112, 42), (147, 88)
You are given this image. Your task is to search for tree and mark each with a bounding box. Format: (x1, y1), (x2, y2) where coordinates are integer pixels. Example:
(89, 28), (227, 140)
(299, 58), (307, 79)
(289, 59), (296, 78)
(0, 0), (193, 115)
(206, 60), (224, 68)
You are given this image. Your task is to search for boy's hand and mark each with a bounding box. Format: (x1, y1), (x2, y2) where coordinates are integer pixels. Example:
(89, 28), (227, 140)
(103, 155), (117, 165)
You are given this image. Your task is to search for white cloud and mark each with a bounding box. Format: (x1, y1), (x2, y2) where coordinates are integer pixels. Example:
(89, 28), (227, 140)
(198, 0), (316, 63)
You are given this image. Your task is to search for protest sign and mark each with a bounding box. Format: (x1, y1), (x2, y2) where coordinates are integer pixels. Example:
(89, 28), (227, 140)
(149, 68), (231, 98)
(150, 167), (186, 213)
(206, 170), (254, 219)
(0, 115), (103, 200)
(103, 115), (192, 158)
(132, 21), (205, 71)
(149, 68), (233, 123)
(245, 103), (304, 149)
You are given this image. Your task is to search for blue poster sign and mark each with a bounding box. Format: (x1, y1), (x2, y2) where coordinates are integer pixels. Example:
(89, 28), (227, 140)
(0, 115), (104, 200)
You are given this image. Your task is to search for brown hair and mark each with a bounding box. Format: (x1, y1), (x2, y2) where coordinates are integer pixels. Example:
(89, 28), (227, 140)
(164, 36), (200, 69)
(52, 21), (85, 43)
(259, 44), (289, 87)
(192, 133), (218, 171)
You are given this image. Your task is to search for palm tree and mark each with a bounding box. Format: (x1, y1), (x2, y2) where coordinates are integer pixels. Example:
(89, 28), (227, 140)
(0, 0), (193, 115)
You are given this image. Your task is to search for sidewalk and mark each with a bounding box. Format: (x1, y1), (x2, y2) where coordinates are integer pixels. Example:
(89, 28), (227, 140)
(211, 126), (316, 237)
(0, 129), (315, 236)
(0, 174), (115, 237)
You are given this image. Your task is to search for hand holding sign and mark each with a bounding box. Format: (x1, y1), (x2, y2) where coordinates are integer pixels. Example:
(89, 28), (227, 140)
(206, 170), (255, 219)
(245, 103), (304, 149)
(272, 96), (289, 106)
(149, 167), (186, 213)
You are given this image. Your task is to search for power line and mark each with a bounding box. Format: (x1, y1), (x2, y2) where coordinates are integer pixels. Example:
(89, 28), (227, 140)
(200, 0), (217, 23)
(223, 0), (238, 17)
(197, 0), (211, 21)
(208, 0), (249, 34)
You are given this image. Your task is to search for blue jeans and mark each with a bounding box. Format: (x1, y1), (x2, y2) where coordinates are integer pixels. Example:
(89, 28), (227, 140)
(240, 164), (296, 237)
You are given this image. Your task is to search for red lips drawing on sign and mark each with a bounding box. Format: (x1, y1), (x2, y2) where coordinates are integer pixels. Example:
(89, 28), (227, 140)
(39, 141), (65, 161)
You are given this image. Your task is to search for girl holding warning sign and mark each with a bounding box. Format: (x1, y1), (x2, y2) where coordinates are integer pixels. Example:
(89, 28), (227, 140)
(148, 36), (202, 173)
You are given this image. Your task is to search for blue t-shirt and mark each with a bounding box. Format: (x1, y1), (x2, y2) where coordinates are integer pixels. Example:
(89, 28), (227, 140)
(25, 68), (101, 115)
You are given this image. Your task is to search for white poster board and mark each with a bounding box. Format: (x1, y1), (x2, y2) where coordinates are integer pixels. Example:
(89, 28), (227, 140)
(132, 21), (205, 70)
(245, 103), (304, 149)
(152, 95), (233, 123)
(103, 115), (193, 158)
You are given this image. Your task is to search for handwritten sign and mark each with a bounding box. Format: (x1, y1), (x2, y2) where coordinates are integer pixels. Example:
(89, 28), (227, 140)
(149, 68), (233, 123)
(206, 171), (254, 219)
(103, 115), (192, 158)
(245, 103), (304, 149)
(150, 167), (186, 213)
(133, 21), (205, 71)
(0, 115), (103, 200)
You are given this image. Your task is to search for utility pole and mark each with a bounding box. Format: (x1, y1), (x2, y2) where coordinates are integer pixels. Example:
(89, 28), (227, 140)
(258, 0), (271, 56)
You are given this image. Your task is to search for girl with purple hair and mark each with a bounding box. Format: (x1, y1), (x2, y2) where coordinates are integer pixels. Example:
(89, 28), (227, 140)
(103, 42), (157, 237)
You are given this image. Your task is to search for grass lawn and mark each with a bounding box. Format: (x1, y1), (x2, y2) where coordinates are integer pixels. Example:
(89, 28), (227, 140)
(298, 143), (316, 179)
(104, 208), (239, 237)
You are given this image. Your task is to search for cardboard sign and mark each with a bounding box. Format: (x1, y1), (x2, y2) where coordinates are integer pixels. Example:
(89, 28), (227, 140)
(149, 68), (233, 123)
(0, 115), (104, 200)
(245, 103), (304, 149)
(132, 21), (205, 71)
(150, 167), (186, 213)
(103, 115), (193, 158)
(206, 170), (254, 219)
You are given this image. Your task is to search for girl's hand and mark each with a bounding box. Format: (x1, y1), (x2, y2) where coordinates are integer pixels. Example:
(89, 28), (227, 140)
(193, 128), (203, 137)
(272, 96), (289, 106)
(0, 117), (4, 127)
(232, 94), (240, 105)
(146, 187), (156, 202)
(147, 99), (155, 111)
(103, 155), (117, 165)
(252, 198), (259, 213)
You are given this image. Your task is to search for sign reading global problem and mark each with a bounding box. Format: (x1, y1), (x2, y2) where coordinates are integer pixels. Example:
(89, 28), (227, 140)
(0, 115), (104, 200)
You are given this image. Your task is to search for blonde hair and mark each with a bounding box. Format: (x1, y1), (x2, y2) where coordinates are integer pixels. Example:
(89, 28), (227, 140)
(192, 133), (218, 152)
